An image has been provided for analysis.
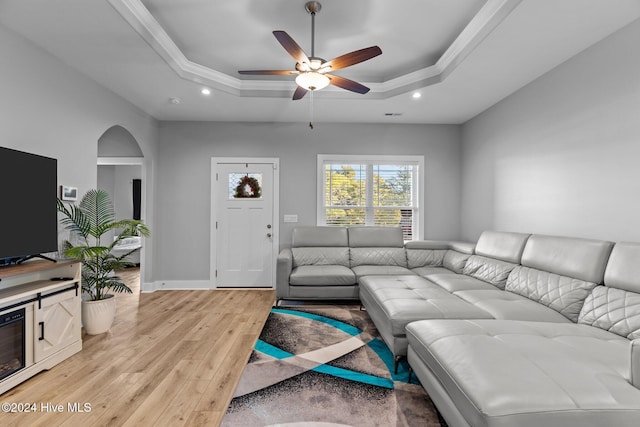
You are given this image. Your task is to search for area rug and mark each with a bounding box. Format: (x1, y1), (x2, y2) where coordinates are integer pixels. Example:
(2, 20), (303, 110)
(222, 306), (445, 427)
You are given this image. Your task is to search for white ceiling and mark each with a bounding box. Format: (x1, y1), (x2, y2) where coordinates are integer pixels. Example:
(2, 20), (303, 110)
(1, 0), (639, 124)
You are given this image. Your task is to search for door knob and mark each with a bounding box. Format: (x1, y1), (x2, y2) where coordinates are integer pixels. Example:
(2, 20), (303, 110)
(267, 233), (272, 238)
(267, 224), (272, 229)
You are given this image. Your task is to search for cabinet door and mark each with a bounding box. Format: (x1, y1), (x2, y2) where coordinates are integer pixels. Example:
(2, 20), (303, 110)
(34, 287), (81, 362)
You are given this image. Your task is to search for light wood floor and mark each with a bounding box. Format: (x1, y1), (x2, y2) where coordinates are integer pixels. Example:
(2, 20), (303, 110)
(0, 268), (275, 427)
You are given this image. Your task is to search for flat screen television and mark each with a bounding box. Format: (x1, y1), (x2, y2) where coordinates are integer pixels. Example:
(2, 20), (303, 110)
(0, 146), (58, 264)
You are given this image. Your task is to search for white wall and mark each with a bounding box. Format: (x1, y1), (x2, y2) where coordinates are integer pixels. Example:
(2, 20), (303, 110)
(461, 18), (640, 243)
(156, 122), (461, 281)
(0, 23), (159, 283)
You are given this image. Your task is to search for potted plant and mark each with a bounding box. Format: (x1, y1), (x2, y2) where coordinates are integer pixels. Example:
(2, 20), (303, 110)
(57, 189), (150, 335)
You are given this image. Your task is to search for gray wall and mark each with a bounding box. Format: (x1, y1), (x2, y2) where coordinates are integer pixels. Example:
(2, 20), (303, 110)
(156, 122), (461, 280)
(97, 165), (142, 244)
(460, 18), (640, 242)
(97, 165), (143, 222)
(98, 125), (145, 157)
(0, 23), (159, 284)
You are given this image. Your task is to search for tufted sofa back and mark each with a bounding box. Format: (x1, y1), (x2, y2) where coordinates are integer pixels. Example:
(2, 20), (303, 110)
(579, 242), (640, 340)
(520, 234), (614, 283)
(506, 235), (614, 322)
(291, 226), (350, 267)
(463, 231), (530, 289)
(348, 226), (407, 267)
(405, 240), (474, 274)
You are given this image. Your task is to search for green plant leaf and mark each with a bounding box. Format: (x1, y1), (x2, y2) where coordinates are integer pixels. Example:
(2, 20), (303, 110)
(57, 188), (150, 300)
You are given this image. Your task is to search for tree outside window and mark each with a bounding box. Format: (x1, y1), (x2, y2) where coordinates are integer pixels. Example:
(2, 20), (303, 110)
(319, 157), (421, 240)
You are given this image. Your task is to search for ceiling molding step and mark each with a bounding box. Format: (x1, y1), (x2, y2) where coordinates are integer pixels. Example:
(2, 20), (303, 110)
(108, 0), (523, 99)
(437, 0), (524, 80)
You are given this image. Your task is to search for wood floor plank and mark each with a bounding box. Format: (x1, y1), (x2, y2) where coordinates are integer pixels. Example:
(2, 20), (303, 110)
(0, 269), (275, 427)
(153, 379), (211, 427)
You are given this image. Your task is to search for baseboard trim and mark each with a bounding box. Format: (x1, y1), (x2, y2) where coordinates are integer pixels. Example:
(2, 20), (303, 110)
(142, 280), (212, 293)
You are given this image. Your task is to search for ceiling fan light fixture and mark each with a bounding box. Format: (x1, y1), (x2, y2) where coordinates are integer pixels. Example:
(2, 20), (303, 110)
(295, 71), (330, 91)
(238, 1), (381, 101)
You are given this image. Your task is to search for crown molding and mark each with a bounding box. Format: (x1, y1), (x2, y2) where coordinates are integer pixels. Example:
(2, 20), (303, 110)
(108, 0), (523, 99)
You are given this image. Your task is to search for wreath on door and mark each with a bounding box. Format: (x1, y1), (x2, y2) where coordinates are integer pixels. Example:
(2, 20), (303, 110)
(234, 175), (262, 198)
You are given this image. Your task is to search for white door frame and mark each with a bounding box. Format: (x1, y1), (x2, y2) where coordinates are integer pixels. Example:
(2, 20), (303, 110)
(210, 157), (280, 288)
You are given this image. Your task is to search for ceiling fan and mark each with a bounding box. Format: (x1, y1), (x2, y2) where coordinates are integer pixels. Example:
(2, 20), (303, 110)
(238, 1), (382, 100)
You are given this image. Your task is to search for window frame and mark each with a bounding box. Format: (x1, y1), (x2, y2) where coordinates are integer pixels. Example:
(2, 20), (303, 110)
(316, 154), (424, 240)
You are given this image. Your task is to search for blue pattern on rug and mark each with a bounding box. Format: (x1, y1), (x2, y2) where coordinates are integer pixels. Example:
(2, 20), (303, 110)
(222, 306), (443, 427)
(266, 308), (417, 386)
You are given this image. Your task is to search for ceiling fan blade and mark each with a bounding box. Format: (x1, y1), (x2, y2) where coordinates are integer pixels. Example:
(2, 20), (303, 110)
(324, 46), (382, 71)
(238, 70), (298, 75)
(327, 74), (370, 94)
(273, 31), (310, 65)
(292, 86), (308, 100)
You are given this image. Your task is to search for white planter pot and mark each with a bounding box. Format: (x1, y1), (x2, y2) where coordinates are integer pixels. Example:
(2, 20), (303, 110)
(81, 294), (116, 335)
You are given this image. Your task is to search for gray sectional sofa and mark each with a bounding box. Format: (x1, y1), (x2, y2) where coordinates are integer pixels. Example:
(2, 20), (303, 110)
(405, 240), (640, 427)
(276, 226), (413, 302)
(276, 226), (640, 426)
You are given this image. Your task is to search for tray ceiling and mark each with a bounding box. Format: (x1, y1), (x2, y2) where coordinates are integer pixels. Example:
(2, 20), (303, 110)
(1, 0), (638, 124)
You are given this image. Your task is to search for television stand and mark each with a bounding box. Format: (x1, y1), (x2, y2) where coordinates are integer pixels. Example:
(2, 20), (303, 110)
(16, 254), (57, 264)
(0, 260), (82, 395)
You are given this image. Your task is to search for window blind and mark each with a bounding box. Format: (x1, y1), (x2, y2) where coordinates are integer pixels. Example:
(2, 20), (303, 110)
(321, 161), (418, 240)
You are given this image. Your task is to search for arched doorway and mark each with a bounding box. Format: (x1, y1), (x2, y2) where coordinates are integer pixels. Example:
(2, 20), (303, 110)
(97, 125), (145, 293)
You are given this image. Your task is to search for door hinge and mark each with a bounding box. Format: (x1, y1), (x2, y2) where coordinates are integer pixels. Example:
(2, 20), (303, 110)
(216, 221), (218, 230)
(215, 270), (218, 278)
(216, 173), (218, 181)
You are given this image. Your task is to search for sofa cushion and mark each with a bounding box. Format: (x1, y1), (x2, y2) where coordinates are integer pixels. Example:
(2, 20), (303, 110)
(505, 265), (599, 322)
(454, 289), (572, 323)
(351, 265), (413, 279)
(406, 319), (640, 427)
(411, 266), (457, 277)
(428, 274), (498, 292)
(521, 234), (613, 284)
(348, 226), (404, 247)
(289, 265), (356, 286)
(359, 276), (493, 356)
(474, 230), (531, 263)
(462, 255), (517, 290)
(360, 276), (492, 337)
(291, 247), (350, 267)
(292, 226), (349, 247)
(442, 250), (470, 274)
(350, 247), (408, 267)
(578, 286), (640, 340)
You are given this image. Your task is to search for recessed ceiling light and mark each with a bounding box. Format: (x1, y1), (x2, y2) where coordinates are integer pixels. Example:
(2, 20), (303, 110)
(412, 92), (421, 99)
(201, 88), (211, 95)
(169, 97), (181, 104)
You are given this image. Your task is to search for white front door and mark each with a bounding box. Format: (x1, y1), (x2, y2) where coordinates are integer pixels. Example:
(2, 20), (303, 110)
(213, 160), (277, 287)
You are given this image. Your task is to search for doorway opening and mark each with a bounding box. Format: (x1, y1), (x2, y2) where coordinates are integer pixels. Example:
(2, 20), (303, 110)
(97, 126), (146, 293)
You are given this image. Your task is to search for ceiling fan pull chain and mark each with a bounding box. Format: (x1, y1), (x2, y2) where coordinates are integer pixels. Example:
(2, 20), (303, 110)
(309, 90), (314, 129)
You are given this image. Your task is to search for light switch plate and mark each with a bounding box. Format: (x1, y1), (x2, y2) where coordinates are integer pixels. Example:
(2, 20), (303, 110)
(283, 214), (298, 223)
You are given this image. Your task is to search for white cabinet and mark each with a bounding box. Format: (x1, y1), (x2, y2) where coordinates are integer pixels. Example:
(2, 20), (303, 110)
(34, 286), (81, 363)
(0, 260), (82, 394)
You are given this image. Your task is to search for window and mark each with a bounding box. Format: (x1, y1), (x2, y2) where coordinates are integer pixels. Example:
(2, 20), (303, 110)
(317, 155), (424, 240)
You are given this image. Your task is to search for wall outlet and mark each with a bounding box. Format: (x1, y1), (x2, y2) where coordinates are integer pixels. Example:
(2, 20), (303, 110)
(283, 214), (298, 223)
